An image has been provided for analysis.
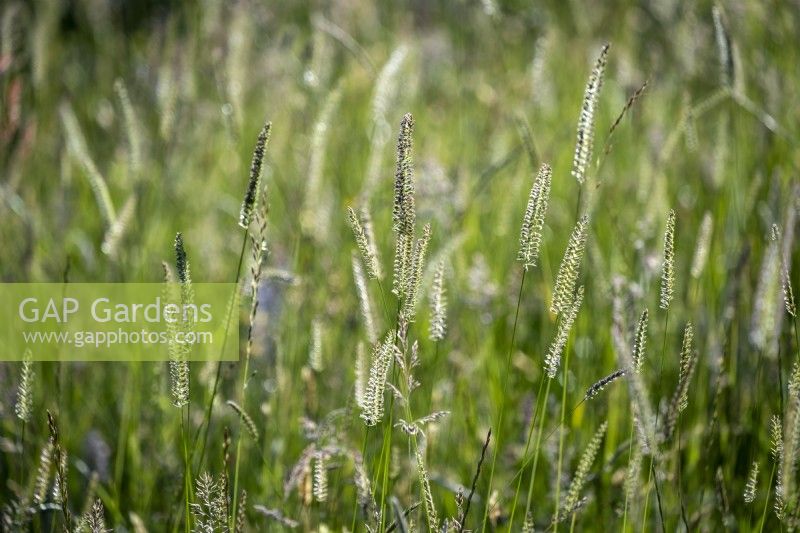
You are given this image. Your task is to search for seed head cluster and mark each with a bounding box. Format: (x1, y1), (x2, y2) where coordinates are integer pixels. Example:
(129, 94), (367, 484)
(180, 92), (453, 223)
(546, 285), (584, 378)
(552, 215), (589, 315)
(571, 44), (609, 185)
(660, 209), (676, 310)
(239, 121), (272, 229)
(518, 163), (552, 270)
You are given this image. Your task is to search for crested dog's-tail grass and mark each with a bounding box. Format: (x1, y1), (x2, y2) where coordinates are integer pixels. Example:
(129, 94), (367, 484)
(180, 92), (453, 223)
(643, 208), (677, 532)
(14, 349), (33, 486)
(301, 85), (343, 240)
(360, 331), (395, 427)
(751, 224), (781, 354)
(712, 4), (735, 89)
(518, 163), (552, 271)
(546, 286), (585, 379)
(60, 103), (117, 227)
(113, 78), (142, 177)
(348, 206), (382, 281)
(14, 349), (33, 423)
(429, 259), (448, 342)
(584, 369), (627, 401)
(361, 45), (410, 204)
(659, 209), (676, 311)
(392, 113), (417, 300)
(556, 421), (607, 524)
(632, 309), (649, 373)
(771, 415), (785, 521)
(487, 163), (554, 530)
(664, 322), (697, 441)
(352, 253), (378, 345)
(239, 121), (272, 229)
(553, 287), (585, 533)
(226, 400), (259, 441)
(690, 212), (714, 280)
(571, 44), (609, 186)
(551, 215), (589, 316)
(47, 411), (71, 529)
(745, 460), (760, 504)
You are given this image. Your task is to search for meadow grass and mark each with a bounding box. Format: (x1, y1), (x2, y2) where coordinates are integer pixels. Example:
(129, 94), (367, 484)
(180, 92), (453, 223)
(1, 1), (800, 531)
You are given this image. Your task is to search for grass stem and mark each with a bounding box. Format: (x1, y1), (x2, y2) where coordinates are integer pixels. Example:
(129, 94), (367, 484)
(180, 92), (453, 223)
(481, 268), (527, 530)
(553, 343), (571, 531)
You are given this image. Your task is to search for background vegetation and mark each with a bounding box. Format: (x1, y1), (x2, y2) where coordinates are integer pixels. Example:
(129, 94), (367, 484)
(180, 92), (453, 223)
(1, 0), (799, 531)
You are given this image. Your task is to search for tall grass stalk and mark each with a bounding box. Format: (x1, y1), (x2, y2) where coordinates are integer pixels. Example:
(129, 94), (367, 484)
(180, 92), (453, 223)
(229, 241), (259, 529)
(181, 407), (192, 533)
(14, 352), (32, 486)
(377, 392), (394, 531)
(643, 210), (674, 531)
(229, 121), (271, 528)
(399, 345), (438, 529)
(760, 462), (777, 532)
(459, 428), (492, 532)
(676, 416), (689, 529)
(506, 163), (552, 528)
(642, 309), (669, 533)
(195, 121), (270, 471)
(377, 302), (402, 532)
(508, 375), (545, 528)
(621, 416), (635, 531)
(523, 376), (553, 521)
(193, 234), (248, 468)
(794, 318), (800, 374)
(481, 268), (527, 529)
(553, 342), (571, 531)
(350, 426), (371, 532)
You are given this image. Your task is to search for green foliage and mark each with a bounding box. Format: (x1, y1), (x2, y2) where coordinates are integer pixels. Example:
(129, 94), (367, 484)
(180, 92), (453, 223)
(1, 1), (800, 531)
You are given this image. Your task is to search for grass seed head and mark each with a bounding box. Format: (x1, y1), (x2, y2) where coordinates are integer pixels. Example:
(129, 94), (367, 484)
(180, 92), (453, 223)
(239, 121), (272, 228)
(14, 349), (33, 422)
(631, 309), (649, 373)
(352, 255), (378, 345)
(174, 232), (190, 285)
(552, 215), (589, 315)
(309, 318), (323, 372)
(772, 414), (786, 517)
(313, 452), (329, 503)
(33, 440), (54, 505)
(659, 209), (676, 310)
(226, 400), (259, 440)
(235, 490), (247, 532)
(401, 222), (432, 320)
(519, 163), (552, 270)
(392, 113), (418, 299)
(751, 224), (781, 351)
(113, 78), (142, 176)
(744, 460), (759, 504)
(546, 285), (584, 378)
(429, 259), (448, 341)
(558, 421), (608, 522)
(60, 104), (117, 227)
(584, 368), (627, 400)
(783, 267), (796, 318)
(415, 446), (439, 530)
(677, 322), (696, 412)
(360, 331), (396, 426)
(393, 112), (415, 236)
(571, 43), (609, 185)
(690, 212), (713, 279)
(348, 206), (380, 280)
(712, 5), (734, 88)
